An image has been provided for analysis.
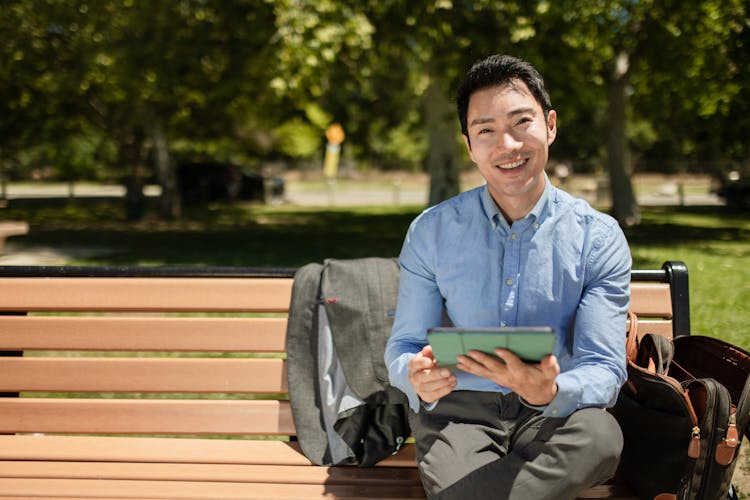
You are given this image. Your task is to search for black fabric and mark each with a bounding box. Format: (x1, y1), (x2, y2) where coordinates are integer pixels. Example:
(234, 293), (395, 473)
(334, 386), (411, 467)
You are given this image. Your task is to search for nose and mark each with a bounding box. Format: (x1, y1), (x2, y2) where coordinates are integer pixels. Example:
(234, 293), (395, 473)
(497, 130), (522, 152)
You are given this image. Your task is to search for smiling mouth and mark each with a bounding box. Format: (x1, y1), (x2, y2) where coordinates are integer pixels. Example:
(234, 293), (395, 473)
(495, 158), (527, 170)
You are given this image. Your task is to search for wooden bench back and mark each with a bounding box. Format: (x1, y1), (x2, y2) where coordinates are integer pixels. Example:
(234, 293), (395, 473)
(0, 263), (688, 442)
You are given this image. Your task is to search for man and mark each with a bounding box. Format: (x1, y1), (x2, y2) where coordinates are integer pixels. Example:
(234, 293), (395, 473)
(385, 54), (631, 499)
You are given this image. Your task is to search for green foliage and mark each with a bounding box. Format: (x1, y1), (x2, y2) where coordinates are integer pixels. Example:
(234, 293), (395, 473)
(272, 118), (322, 159)
(0, 0), (747, 198)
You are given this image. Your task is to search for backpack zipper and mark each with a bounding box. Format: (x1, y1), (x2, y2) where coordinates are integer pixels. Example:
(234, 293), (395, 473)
(684, 378), (732, 499)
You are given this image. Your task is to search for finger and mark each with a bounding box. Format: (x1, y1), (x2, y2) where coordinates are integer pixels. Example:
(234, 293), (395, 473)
(410, 366), (454, 390)
(415, 373), (456, 402)
(421, 344), (436, 360)
(456, 352), (496, 376)
(467, 349), (507, 370)
(409, 356), (433, 373)
(493, 348), (524, 368)
(419, 373), (456, 393)
(420, 383), (455, 404)
(416, 366), (452, 381)
(408, 350), (436, 374)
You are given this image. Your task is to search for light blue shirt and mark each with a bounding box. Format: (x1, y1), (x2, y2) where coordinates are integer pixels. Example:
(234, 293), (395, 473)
(385, 179), (631, 418)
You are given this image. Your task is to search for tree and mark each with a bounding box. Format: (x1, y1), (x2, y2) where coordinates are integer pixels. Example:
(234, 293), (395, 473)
(531, 0), (746, 224)
(1, 1), (281, 218)
(3, 0), (747, 222)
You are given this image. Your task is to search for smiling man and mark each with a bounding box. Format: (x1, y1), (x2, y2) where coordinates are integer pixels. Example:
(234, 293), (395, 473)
(385, 55), (632, 499)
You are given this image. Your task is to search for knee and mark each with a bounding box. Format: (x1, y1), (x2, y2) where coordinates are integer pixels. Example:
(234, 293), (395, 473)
(575, 409), (623, 476)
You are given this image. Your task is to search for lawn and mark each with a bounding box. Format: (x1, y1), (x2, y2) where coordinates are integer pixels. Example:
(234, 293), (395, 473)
(623, 206), (750, 349)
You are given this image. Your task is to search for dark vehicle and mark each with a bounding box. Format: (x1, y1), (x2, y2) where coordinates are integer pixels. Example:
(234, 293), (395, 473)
(178, 162), (284, 205)
(714, 168), (750, 211)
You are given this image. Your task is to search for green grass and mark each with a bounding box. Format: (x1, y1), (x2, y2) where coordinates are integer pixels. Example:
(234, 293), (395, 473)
(623, 206), (750, 349)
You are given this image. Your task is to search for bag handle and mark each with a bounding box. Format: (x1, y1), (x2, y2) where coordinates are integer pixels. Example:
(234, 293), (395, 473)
(625, 311), (674, 375)
(625, 310), (638, 363)
(636, 333), (674, 375)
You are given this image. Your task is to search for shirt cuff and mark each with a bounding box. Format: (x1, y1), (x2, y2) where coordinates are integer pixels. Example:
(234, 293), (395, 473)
(421, 400), (438, 412)
(540, 374), (582, 418)
(518, 395), (548, 412)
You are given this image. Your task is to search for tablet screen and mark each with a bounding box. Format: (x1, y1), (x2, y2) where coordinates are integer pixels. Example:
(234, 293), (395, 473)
(427, 326), (556, 368)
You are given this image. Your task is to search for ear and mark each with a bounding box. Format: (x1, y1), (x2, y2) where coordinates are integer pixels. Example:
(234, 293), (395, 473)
(546, 110), (557, 146)
(462, 134), (476, 163)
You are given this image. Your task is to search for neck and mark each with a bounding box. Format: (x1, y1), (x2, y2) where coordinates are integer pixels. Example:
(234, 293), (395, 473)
(491, 179), (546, 223)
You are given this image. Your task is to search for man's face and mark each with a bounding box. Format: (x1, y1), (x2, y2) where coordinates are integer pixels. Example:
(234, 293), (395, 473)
(463, 80), (557, 219)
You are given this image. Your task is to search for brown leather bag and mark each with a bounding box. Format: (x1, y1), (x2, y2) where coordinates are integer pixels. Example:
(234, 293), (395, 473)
(611, 312), (750, 500)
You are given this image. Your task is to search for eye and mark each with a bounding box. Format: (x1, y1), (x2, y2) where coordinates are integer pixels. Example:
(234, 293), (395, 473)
(477, 128), (492, 135)
(515, 117), (532, 126)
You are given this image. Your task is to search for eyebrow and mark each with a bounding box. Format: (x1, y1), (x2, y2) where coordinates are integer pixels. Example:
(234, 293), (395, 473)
(507, 106), (536, 117)
(469, 117), (495, 127)
(468, 107), (537, 128)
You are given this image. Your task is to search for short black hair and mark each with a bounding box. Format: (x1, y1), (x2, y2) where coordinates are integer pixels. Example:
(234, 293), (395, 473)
(456, 54), (552, 139)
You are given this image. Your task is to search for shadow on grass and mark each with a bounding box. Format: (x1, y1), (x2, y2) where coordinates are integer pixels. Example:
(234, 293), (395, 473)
(624, 206), (749, 245)
(6, 199), (421, 267)
(6, 199), (749, 268)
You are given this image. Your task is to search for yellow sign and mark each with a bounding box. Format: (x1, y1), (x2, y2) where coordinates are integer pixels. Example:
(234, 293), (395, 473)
(325, 123), (345, 145)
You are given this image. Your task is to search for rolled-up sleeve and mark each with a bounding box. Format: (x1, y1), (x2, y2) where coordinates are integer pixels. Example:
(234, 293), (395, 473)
(543, 221), (631, 417)
(385, 213), (445, 412)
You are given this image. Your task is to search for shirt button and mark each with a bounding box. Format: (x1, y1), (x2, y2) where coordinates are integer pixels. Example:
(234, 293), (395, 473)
(550, 408), (558, 415)
(510, 233), (517, 240)
(506, 278), (513, 286)
(534, 223), (540, 230)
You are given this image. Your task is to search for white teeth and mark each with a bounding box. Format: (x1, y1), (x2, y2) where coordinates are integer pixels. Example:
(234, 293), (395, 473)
(496, 159), (525, 170)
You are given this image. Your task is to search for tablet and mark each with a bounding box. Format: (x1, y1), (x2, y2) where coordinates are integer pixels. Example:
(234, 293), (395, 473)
(427, 326), (556, 369)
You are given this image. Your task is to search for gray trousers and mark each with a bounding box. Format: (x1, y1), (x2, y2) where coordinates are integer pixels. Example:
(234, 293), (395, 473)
(409, 391), (623, 500)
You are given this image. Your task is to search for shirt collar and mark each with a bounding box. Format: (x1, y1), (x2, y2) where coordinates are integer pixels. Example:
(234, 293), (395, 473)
(481, 174), (554, 231)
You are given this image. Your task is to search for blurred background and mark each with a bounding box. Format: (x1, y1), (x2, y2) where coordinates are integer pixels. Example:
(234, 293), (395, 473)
(1, 0), (748, 223)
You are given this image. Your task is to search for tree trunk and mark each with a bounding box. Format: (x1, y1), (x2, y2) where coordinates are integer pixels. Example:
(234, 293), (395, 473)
(425, 78), (460, 206)
(605, 51), (641, 226)
(118, 137), (147, 221)
(147, 117), (181, 219)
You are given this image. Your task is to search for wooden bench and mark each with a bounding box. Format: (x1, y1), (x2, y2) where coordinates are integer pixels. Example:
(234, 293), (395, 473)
(0, 261), (691, 499)
(0, 221), (29, 253)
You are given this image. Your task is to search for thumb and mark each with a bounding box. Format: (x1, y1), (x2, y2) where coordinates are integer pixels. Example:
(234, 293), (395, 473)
(540, 354), (560, 377)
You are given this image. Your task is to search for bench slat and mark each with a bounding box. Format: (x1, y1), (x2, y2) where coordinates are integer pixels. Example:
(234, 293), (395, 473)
(0, 436), (419, 468)
(0, 358), (287, 393)
(0, 478), (429, 500)
(0, 399), (295, 435)
(0, 316), (287, 352)
(0, 277), (293, 312)
(629, 283), (672, 318)
(0, 461), (423, 486)
(0, 478), (637, 500)
(635, 320), (673, 339)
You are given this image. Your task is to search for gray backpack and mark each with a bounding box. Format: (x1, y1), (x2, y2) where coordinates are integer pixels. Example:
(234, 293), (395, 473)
(285, 257), (410, 466)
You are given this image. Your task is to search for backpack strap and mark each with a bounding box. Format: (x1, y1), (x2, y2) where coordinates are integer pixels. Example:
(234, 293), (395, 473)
(286, 263), (332, 465)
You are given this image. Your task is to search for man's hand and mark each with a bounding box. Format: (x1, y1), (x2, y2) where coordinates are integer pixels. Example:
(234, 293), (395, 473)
(456, 348), (559, 406)
(408, 345), (457, 404)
